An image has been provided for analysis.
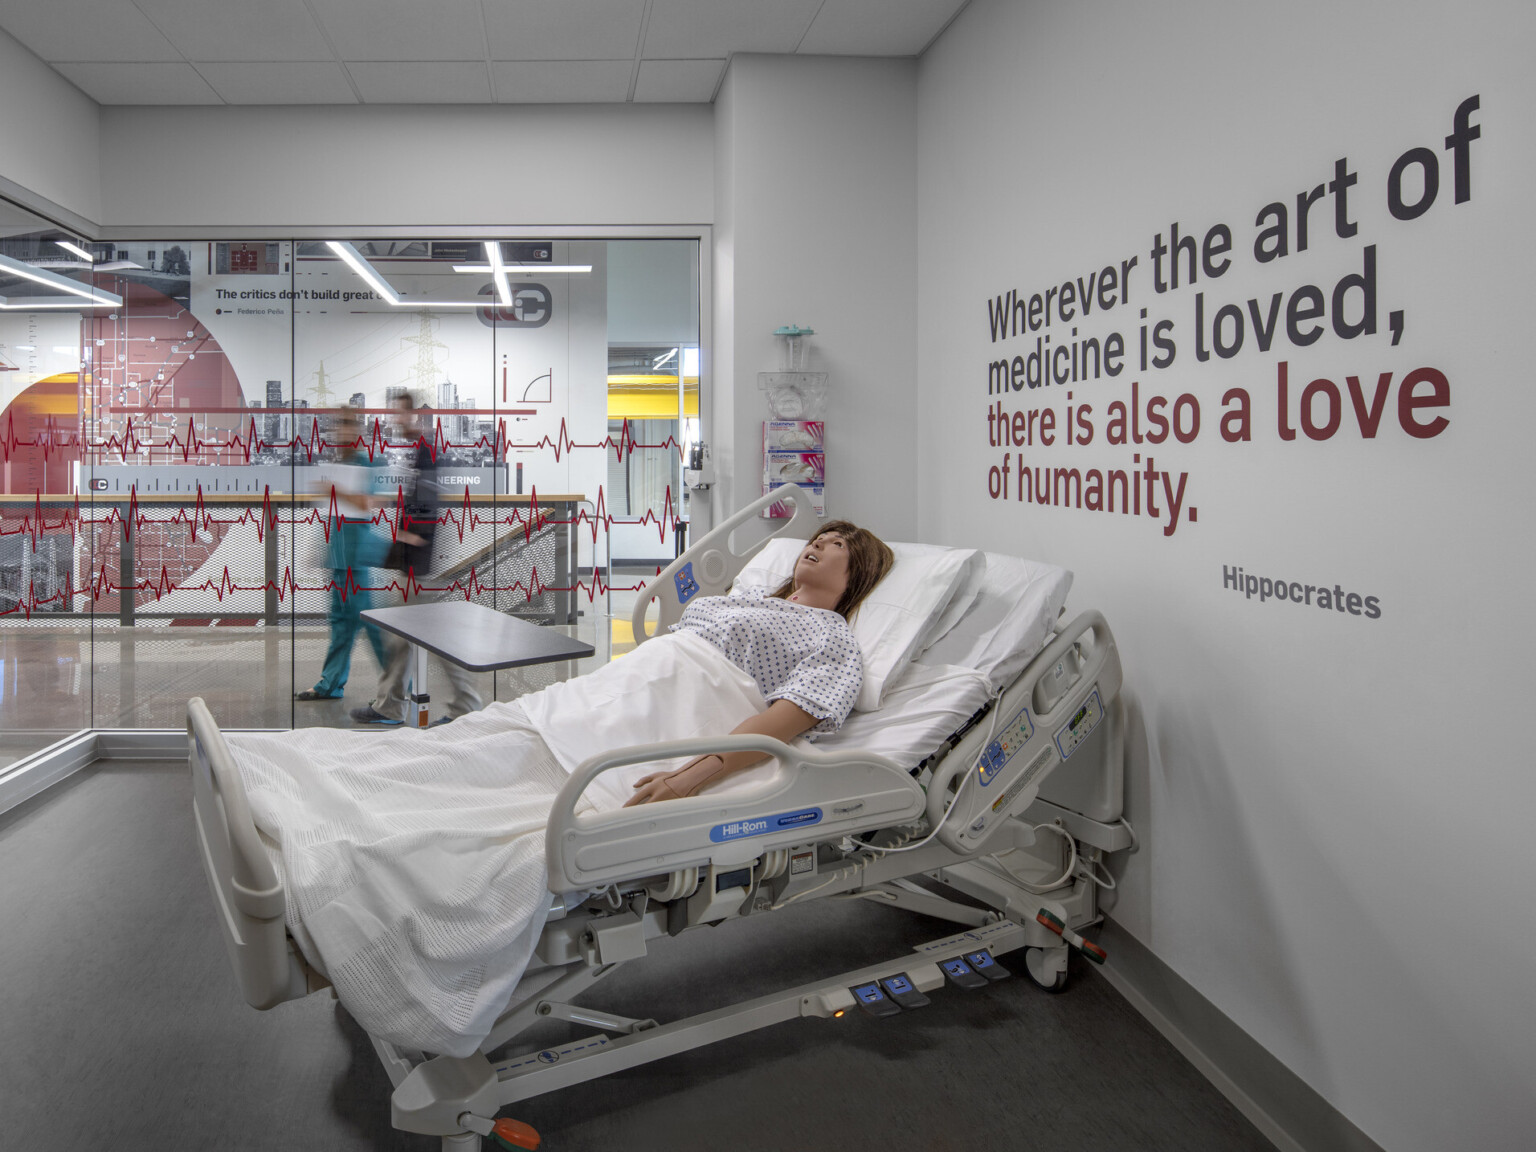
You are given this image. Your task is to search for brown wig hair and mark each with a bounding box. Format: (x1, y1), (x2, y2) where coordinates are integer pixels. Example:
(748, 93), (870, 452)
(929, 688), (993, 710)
(770, 520), (894, 620)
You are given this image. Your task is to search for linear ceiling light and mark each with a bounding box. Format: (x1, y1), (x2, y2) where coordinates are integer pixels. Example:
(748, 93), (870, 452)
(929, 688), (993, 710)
(0, 253), (122, 307)
(325, 241), (487, 308)
(0, 296), (118, 310)
(452, 263), (591, 274)
(56, 239), (94, 262)
(485, 240), (511, 307)
(327, 241), (401, 305)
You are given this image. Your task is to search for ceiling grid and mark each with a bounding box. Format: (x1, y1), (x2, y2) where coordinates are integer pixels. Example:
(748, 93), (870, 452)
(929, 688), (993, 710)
(0, 0), (969, 106)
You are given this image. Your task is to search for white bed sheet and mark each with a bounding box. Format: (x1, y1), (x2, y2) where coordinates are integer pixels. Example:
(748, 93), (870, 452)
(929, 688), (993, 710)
(228, 633), (767, 1057)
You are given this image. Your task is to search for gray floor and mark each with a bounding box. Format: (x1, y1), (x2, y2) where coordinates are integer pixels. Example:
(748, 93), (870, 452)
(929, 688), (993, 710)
(0, 760), (1275, 1152)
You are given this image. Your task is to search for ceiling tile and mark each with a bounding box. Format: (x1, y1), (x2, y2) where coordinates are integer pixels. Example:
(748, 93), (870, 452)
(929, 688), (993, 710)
(632, 58), (724, 103)
(643, 0), (824, 58)
(484, 0), (645, 61)
(52, 61), (221, 104)
(0, 0), (181, 62)
(797, 0), (968, 56)
(348, 61), (493, 103)
(132, 0), (332, 62)
(308, 0), (486, 62)
(491, 59), (632, 103)
(199, 62), (358, 104)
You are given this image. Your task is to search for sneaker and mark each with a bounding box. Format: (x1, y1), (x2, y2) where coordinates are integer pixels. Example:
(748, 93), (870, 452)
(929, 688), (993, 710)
(351, 704), (404, 726)
(428, 715), (454, 728)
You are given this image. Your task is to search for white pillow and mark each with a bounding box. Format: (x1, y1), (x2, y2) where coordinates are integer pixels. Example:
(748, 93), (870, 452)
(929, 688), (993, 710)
(733, 537), (985, 711)
(919, 552), (1073, 688)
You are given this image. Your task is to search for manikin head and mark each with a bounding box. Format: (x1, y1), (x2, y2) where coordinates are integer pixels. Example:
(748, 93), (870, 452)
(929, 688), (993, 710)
(771, 520), (893, 619)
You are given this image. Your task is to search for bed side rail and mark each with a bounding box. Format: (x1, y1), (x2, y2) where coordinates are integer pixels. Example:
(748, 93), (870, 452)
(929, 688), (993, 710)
(187, 697), (311, 1010)
(545, 734), (924, 892)
(926, 611), (1123, 854)
(631, 483), (819, 645)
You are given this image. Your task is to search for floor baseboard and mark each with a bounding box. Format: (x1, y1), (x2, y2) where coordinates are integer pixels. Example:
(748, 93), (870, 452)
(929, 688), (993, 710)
(1095, 917), (1384, 1152)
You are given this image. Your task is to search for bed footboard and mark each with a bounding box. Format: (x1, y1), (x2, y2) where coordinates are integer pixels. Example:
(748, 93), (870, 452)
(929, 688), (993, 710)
(188, 697), (316, 1009)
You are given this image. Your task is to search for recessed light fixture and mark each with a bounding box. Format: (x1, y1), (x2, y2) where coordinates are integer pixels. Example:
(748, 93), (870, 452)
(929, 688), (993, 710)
(325, 241), (486, 309)
(485, 240), (511, 307)
(326, 241), (401, 305)
(0, 253), (121, 308)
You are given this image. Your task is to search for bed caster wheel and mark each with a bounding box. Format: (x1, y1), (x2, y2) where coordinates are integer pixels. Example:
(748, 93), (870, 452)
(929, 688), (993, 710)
(1024, 946), (1069, 993)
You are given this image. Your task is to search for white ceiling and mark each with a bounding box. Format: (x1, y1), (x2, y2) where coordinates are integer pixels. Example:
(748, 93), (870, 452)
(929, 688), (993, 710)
(0, 0), (969, 106)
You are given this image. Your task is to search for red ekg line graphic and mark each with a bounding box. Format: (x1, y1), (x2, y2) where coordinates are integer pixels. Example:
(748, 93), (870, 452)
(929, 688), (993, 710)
(1, 414), (689, 619)
(3, 412), (679, 467)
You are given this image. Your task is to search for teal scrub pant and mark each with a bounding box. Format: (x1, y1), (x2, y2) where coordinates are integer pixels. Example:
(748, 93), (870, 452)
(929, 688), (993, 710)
(313, 520), (389, 697)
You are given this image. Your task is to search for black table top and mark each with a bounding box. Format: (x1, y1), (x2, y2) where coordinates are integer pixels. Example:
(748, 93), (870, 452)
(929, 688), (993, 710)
(361, 601), (595, 672)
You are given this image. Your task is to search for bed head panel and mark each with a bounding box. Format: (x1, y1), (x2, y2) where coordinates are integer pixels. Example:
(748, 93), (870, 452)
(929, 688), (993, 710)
(631, 483), (819, 645)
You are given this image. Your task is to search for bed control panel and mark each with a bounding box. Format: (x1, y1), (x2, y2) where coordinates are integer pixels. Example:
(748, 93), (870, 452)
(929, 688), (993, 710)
(673, 562), (700, 604)
(1053, 686), (1104, 760)
(977, 705), (1036, 787)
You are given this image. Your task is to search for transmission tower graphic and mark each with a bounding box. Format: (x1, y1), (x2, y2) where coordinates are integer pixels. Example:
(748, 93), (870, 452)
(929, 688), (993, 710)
(402, 312), (449, 400)
(308, 360), (337, 408)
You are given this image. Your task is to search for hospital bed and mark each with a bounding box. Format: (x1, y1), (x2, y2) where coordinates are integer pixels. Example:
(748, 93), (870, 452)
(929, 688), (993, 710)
(189, 485), (1130, 1151)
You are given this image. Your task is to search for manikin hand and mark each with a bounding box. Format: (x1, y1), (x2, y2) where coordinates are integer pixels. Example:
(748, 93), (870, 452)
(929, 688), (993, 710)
(623, 755), (728, 807)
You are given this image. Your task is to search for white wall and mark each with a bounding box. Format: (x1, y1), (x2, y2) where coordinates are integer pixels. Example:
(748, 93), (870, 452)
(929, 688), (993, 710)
(0, 27), (101, 226)
(712, 55), (919, 542)
(916, 2), (1535, 1149)
(97, 103), (714, 233)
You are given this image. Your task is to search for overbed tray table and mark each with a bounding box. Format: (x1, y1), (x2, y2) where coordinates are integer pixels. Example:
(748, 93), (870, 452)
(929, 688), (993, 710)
(361, 601), (595, 727)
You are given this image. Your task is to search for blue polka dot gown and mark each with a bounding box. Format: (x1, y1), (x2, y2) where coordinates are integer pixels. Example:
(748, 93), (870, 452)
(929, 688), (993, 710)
(671, 590), (863, 736)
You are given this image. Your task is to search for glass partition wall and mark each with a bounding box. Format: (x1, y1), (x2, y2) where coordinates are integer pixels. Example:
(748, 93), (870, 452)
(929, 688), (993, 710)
(0, 222), (700, 763)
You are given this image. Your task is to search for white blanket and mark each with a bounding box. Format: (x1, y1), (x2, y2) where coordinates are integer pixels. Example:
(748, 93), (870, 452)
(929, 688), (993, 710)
(228, 631), (765, 1057)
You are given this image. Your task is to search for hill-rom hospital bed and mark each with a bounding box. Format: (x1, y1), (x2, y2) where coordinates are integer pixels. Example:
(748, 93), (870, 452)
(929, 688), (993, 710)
(189, 485), (1131, 1151)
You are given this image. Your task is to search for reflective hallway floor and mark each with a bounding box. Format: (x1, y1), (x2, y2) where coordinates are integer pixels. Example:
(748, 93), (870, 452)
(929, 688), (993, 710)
(0, 589), (642, 768)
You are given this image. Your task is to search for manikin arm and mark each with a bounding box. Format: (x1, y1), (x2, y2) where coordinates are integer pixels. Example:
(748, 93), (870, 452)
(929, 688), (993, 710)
(623, 698), (820, 807)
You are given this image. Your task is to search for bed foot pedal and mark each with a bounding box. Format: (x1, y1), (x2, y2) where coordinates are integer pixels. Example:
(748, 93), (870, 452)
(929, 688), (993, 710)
(964, 949), (1011, 980)
(457, 1113), (540, 1151)
(850, 971), (931, 1015)
(939, 955), (991, 989)
(850, 980), (903, 1017)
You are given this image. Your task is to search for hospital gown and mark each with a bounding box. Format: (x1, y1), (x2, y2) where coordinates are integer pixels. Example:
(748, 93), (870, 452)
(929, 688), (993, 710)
(669, 590), (863, 735)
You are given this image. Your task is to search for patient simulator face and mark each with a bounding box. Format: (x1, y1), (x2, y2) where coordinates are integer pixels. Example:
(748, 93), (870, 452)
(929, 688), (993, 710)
(787, 532), (850, 610)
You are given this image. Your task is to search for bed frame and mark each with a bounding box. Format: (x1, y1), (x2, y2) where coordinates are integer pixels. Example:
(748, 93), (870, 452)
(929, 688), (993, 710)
(189, 486), (1130, 1150)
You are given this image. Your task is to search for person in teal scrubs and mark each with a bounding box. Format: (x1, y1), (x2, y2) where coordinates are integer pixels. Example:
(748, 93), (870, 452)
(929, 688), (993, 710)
(297, 407), (390, 701)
